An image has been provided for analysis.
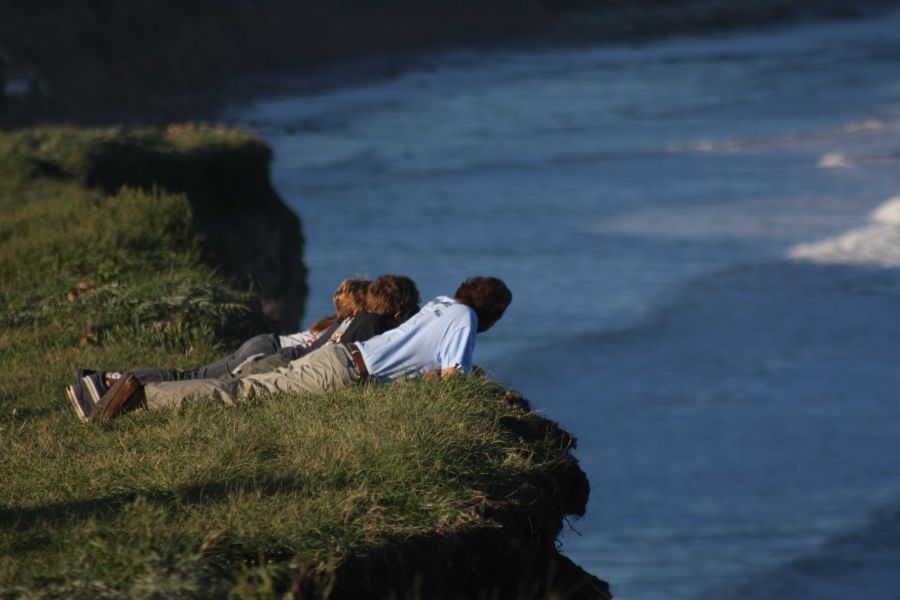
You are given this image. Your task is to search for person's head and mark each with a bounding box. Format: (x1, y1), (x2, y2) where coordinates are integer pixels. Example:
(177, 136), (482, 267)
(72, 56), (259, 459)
(366, 274), (420, 320)
(454, 277), (512, 332)
(333, 278), (371, 320)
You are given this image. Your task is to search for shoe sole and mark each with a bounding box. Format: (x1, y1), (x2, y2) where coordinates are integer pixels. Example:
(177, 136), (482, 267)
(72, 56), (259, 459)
(82, 375), (106, 404)
(66, 385), (89, 422)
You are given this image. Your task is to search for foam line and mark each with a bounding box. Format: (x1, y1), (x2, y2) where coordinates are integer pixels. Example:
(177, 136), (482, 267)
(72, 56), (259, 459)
(789, 197), (900, 267)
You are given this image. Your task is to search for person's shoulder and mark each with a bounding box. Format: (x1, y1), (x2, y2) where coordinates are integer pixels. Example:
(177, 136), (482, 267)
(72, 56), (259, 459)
(425, 296), (466, 313)
(437, 297), (476, 324)
(426, 295), (457, 308)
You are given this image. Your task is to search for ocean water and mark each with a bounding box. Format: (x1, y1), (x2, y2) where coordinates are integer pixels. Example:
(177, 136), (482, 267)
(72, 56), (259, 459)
(224, 11), (900, 599)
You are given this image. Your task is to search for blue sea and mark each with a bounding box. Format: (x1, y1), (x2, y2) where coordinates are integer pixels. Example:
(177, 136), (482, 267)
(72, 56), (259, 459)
(224, 11), (900, 599)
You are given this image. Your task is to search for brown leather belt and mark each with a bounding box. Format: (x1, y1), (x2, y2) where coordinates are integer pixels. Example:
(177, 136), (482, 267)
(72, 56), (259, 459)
(346, 343), (368, 379)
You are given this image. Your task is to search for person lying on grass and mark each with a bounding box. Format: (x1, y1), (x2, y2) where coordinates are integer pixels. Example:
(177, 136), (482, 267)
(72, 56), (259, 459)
(215, 273), (420, 380)
(66, 277), (368, 418)
(68, 275), (420, 420)
(88, 276), (511, 421)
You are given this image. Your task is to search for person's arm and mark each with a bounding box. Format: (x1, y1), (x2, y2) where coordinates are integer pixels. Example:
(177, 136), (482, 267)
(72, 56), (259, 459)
(436, 325), (476, 375)
(423, 367), (460, 379)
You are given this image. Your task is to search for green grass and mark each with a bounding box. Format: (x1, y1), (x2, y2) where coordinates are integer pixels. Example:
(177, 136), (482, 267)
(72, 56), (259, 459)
(1, 379), (554, 598)
(0, 128), (582, 599)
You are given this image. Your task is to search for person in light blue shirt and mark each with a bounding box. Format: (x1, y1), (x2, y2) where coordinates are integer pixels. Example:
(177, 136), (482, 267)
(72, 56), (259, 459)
(92, 277), (512, 419)
(355, 295), (477, 383)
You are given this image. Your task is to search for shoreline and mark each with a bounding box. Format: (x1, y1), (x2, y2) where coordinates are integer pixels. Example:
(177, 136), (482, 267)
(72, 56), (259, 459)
(2, 0), (896, 128)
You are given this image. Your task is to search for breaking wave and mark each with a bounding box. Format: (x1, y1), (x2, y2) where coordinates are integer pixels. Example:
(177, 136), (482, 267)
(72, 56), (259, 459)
(789, 196), (900, 267)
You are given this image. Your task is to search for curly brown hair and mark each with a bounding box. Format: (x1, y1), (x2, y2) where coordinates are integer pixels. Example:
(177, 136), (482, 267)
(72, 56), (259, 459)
(366, 274), (420, 318)
(454, 277), (512, 332)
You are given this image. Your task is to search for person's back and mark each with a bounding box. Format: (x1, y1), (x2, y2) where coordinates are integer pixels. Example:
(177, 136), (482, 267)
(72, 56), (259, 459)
(355, 296), (476, 382)
(353, 276), (512, 383)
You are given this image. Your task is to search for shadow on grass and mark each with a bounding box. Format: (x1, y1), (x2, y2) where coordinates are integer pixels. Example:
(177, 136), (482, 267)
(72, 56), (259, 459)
(0, 474), (305, 535)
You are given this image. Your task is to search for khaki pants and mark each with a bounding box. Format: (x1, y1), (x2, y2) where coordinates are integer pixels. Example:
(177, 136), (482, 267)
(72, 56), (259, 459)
(143, 345), (360, 411)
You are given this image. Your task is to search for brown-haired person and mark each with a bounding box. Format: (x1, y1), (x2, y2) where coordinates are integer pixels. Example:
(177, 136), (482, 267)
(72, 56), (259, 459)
(227, 274), (420, 379)
(89, 277), (511, 420)
(279, 277), (371, 353)
(66, 278), (370, 420)
(337, 273), (420, 344)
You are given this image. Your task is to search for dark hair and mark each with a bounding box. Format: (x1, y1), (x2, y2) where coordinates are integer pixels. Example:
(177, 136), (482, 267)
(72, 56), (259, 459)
(454, 277), (512, 332)
(366, 274), (420, 318)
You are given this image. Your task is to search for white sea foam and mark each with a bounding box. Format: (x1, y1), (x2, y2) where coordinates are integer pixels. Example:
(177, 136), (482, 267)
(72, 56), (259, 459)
(871, 196), (900, 226)
(843, 117), (890, 133)
(594, 195), (867, 242)
(818, 152), (852, 168)
(789, 197), (900, 267)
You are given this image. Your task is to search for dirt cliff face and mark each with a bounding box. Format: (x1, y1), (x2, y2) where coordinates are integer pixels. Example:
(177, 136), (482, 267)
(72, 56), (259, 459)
(291, 391), (613, 600)
(82, 128), (308, 330)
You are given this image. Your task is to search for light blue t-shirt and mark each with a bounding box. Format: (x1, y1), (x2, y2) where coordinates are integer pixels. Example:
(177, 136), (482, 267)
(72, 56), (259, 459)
(355, 296), (478, 382)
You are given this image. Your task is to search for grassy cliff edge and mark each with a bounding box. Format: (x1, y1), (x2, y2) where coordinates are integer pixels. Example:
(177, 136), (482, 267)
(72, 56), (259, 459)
(0, 127), (609, 599)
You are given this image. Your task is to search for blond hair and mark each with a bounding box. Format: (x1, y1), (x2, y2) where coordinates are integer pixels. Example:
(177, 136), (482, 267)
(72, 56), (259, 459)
(333, 278), (371, 320)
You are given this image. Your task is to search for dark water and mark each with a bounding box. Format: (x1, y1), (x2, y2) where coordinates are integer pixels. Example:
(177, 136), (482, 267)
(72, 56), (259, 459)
(225, 12), (900, 598)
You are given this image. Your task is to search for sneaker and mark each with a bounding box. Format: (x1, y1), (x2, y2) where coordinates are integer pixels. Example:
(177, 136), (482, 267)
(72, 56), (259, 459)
(65, 383), (94, 422)
(82, 372), (110, 404)
(90, 374), (144, 421)
(75, 368), (96, 385)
